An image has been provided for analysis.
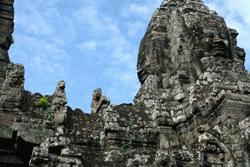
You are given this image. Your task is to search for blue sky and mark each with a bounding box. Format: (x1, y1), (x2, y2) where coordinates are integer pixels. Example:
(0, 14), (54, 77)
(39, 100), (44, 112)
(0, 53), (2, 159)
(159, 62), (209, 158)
(9, 0), (250, 112)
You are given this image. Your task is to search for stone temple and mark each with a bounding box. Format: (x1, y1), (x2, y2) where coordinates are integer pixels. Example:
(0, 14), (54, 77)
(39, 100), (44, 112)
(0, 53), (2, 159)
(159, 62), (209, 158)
(1, 0), (250, 166)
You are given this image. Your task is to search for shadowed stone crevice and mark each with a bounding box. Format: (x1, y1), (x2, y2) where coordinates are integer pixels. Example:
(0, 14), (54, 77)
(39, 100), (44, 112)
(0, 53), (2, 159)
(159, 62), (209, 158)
(0, 133), (37, 167)
(16, 137), (38, 166)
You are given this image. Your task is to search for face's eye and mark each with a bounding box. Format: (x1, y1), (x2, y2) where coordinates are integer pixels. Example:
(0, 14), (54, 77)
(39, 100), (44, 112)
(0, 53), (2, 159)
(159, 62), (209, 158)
(202, 32), (213, 42)
(203, 37), (210, 43)
(219, 33), (226, 39)
(207, 32), (214, 38)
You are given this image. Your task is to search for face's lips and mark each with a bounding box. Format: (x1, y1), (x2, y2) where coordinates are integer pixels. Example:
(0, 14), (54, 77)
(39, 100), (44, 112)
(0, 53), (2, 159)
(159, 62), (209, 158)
(210, 40), (228, 56)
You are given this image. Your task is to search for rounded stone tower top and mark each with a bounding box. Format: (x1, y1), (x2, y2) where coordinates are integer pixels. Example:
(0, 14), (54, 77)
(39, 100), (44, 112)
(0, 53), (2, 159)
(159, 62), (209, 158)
(137, 0), (245, 86)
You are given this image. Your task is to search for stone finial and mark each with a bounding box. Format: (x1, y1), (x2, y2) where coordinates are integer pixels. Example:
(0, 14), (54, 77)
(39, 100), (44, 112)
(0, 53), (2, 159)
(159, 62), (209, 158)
(91, 88), (110, 114)
(52, 80), (67, 109)
(52, 80), (67, 124)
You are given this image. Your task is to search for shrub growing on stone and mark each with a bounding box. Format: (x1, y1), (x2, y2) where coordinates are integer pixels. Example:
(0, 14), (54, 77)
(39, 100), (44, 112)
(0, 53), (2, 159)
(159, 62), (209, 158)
(38, 96), (49, 109)
(46, 108), (54, 122)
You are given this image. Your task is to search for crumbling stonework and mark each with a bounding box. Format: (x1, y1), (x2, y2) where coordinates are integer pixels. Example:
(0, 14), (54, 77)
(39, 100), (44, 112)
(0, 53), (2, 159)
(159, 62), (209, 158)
(1, 0), (250, 166)
(91, 88), (110, 114)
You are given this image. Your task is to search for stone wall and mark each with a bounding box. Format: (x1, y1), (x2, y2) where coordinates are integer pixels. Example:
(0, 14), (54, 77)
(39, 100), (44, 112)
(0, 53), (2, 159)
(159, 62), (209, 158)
(1, 0), (250, 166)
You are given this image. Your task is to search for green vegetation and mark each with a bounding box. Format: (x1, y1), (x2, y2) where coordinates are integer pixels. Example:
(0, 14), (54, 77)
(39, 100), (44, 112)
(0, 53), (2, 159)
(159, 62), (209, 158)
(38, 96), (54, 122)
(45, 108), (54, 122)
(38, 96), (49, 109)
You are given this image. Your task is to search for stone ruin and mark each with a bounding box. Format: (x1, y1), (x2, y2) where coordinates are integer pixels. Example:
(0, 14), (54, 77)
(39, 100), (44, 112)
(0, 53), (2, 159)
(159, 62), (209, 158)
(0, 0), (250, 166)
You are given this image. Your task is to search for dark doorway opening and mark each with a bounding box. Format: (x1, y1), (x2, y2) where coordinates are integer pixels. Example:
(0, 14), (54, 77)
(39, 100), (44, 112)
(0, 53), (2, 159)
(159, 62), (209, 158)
(49, 146), (63, 156)
(0, 131), (38, 167)
(16, 136), (38, 166)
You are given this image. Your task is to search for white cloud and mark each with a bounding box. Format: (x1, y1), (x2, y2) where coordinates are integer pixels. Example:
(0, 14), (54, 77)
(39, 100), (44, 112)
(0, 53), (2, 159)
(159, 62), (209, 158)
(11, 34), (69, 79)
(79, 41), (97, 50)
(128, 4), (152, 16)
(73, 3), (135, 64)
(127, 21), (146, 38)
(121, 0), (162, 19)
(11, 0), (79, 81)
(14, 0), (56, 36)
(15, 10), (54, 36)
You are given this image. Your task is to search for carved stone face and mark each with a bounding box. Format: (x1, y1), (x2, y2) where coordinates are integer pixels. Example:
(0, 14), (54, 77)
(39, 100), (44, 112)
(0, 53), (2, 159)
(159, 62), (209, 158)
(201, 29), (230, 58)
(137, 0), (241, 88)
(190, 26), (232, 75)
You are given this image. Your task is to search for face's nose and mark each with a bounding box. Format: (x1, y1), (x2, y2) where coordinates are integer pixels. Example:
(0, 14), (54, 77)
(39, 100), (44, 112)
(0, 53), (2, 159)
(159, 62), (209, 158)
(213, 33), (229, 47)
(213, 39), (228, 48)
